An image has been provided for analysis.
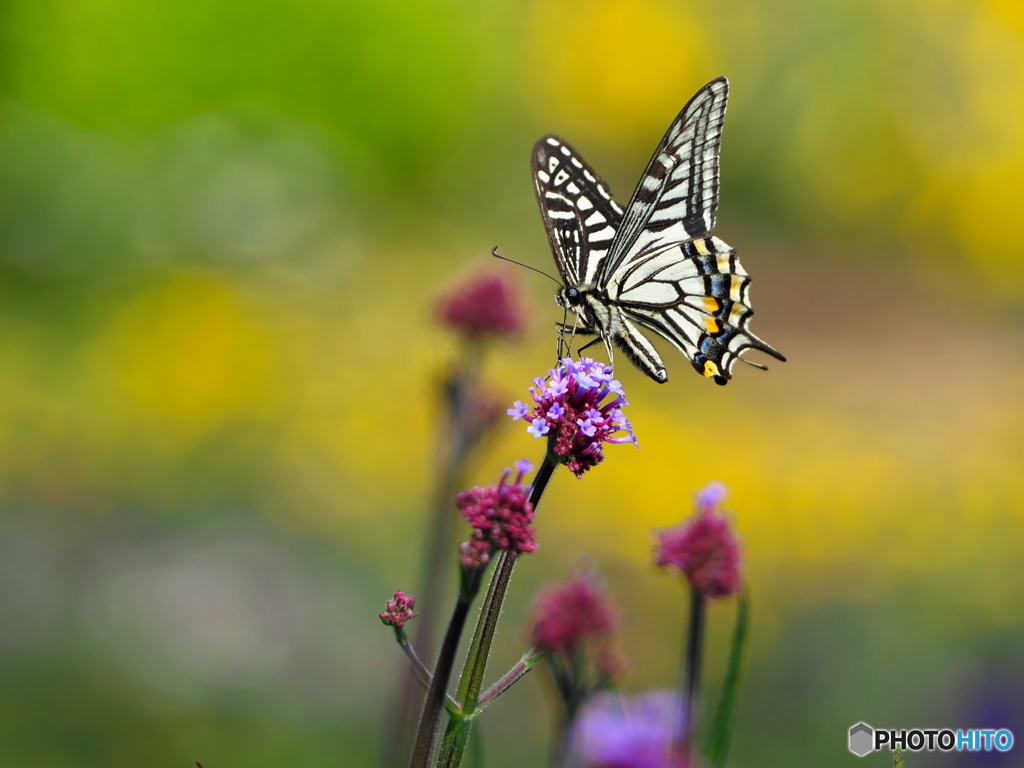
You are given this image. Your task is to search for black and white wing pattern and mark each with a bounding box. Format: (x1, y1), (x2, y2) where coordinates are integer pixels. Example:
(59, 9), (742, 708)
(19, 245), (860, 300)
(600, 77), (728, 282)
(608, 234), (784, 384)
(532, 136), (624, 287)
(531, 77), (785, 386)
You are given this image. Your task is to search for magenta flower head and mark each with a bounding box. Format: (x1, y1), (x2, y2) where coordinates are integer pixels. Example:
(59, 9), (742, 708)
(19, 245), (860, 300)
(435, 271), (524, 341)
(655, 482), (741, 599)
(508, 358), (637, 478)
(380, 590), (417, 628)
(456, 459), (537, 568)
(566, 690), (692, 768)
(529, 572), (620, 655)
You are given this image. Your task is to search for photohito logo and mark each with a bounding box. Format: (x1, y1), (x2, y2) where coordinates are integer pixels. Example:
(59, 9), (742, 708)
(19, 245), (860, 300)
(848, 722), (1014, 757)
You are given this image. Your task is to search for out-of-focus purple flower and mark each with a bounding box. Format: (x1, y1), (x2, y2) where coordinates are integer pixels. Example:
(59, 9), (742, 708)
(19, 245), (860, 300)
(566, 690), (691, 768)
(529, 572), (620, 655)
(379, 590), (417, 628)
(694, 481), (728, 514)
(436, 271), (524, 341)
(655, 482), (741, 599)
(510, 358), (636, 478)
(456, 460), (537, 568)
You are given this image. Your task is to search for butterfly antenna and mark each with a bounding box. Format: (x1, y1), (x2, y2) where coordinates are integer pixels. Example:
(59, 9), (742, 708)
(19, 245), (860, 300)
(491, 247), (563, 287)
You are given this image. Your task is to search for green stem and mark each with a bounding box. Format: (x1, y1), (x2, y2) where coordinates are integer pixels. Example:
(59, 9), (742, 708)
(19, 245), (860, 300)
(680, 585), (706, 762)
(418, 351), (484, 653)
(477, 648), (543, 708)
(395, 629), (460, 714)
(435, 455), (558, 768)
(409, 574), (480, 768)
(706, 592), (749, 767)
(387, 350), (488, 768)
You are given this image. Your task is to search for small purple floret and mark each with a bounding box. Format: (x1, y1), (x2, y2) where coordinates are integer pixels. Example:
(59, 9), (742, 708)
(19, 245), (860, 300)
(508, 401), (529, 420)
(527, 420), (551, 438)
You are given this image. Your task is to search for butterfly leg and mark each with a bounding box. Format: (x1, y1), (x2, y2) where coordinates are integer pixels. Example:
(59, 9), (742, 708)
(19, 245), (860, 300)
(555, 323), (572, 360)
(554, 320), (595, 360)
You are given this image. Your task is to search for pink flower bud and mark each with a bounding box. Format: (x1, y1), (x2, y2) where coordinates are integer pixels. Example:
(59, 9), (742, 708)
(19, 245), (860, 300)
(456, 461), (537, 567)
(379, 590), (417, 628)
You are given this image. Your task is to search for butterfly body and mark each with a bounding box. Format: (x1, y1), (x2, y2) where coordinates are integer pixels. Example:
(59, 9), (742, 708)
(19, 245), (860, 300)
(533, 77), (784, 385)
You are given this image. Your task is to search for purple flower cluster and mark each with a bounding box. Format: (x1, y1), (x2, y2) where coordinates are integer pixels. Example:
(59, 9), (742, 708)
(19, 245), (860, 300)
(528, 572), (626, 687)
(655, 482), (741, 599)
(529, 572), (620, 655)
(456, 460), (538, 568)
(508, 358), (637, 478)
(435, 271), (524, 341)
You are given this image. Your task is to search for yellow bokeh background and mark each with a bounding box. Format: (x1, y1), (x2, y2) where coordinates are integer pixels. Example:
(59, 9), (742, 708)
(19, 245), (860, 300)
(1, 0), (1023, 765)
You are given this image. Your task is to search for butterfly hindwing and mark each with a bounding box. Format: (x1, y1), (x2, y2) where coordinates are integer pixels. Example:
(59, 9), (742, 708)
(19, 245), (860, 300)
(611, 236), (783, 383)
(532, 136), (624, 287)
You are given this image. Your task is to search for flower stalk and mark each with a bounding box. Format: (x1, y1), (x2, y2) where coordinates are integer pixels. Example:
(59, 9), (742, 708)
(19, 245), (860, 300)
(655, 482), (743, 766)
(409, 456), (556, 768)
(386, 270), (523, 768)
(408, 587), (477, 768)
(680, 584), (706, 760)
(705, 592), (749, 767)
(435, 456), (557, 767)
(401, 357), (634, 768)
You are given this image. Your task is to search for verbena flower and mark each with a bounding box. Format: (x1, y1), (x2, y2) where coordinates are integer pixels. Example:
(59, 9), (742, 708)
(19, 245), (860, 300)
(566, 690), (691, 768)
(456, 460), (537, 568)
(529, 572), (620, 655)
(380, 590), (418, 628)
(529, 572), (626, 716)
(655, 482), (741, 599)
(508, 358), (636, 478)
(436, 271), (524, 341)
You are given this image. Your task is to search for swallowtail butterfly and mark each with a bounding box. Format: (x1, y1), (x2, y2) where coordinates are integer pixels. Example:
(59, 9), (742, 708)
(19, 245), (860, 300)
(532, 77), (784, 385)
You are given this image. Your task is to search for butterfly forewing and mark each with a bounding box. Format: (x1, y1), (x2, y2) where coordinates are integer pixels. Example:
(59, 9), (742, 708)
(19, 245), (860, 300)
(602, 78), (729, 284)
(532, 136), (624, 287)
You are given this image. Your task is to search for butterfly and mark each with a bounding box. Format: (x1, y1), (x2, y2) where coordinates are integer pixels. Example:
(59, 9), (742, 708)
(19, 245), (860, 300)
(532, 77), (784, 385)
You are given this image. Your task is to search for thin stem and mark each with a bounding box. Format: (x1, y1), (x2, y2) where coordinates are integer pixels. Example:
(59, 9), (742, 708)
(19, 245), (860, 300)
(409, 593), (474, 768)
(387, 349), (493, 768)
(477, 648), (543, 707)
(705, 592), (749, 767)
(396, 630), (460, 713)
(527, 453), (558, 507)
(435, 557), (517, 768)
(418, 351), (483, 653)
(454, 549), (519, 710)
(680, 585), (706, 762)
(435, 454), (559, 768)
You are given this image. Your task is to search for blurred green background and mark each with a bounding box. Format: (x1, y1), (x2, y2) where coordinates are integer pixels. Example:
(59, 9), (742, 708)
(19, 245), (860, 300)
(2, 0), (1023, 766)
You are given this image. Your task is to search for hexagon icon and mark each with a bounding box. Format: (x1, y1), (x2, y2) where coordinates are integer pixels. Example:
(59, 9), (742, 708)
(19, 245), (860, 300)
(849, 722), (874, 757)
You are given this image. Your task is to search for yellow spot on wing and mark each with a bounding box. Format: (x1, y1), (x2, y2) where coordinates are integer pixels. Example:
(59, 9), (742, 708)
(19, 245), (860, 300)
(717, 253), (731, 271)
(703, 360), (720, 378)
(694, 239), (711, 255)
(730, 275), (744, 302)
(703, 297), (720, 313)
(704, 317), (720, 334)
